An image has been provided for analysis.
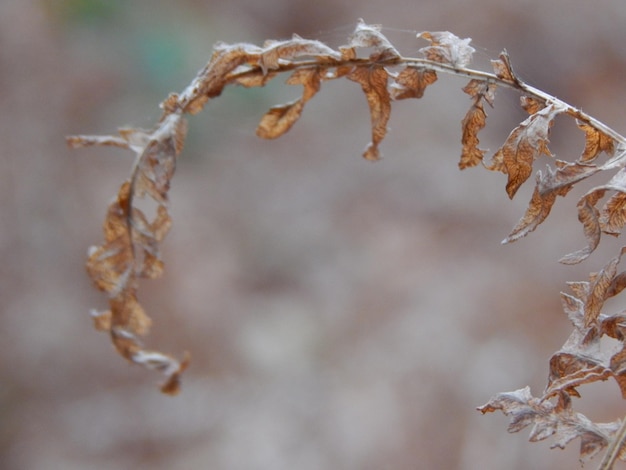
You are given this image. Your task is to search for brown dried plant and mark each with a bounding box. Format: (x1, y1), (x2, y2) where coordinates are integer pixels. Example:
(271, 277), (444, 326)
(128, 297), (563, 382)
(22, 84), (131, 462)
(67, 20), (626, 467)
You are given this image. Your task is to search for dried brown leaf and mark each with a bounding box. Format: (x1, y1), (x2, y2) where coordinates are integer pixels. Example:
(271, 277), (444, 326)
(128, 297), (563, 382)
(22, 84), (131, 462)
(86, 182), (133, 296)
(66, 134), (130, 150)
(478, 387), (619, 463)
(339, 45), (357, 61)
(606, 272), (626, 299)
(460, 105), (487, 169)
(504, 162), (598, 243)
(418, 31), (475, 68)
(109, 293), (152, 337)
(231, 68), (279, 88)
(90, 309), (112, 332)
(256, 99), (305, 140)
(178, 42), (263, 114)
(256, 67), (322, 139)
(491, 51), (519, 84)
(578, 120), (615, 163)
(601, 192), (626, 235)
(463, 78), (497, 106)
(131, 206), (171, 279)
(486, 102), (565, 199)
(602, 334), (626, 387)
(134, 139), (177, 203)
(86, 241), (132, 296)
(520, 96), (545, 115)
(259, 34), (341, 72)
(111, 329), (189, 396)
(597, 168), (626, 236)
(567, 281), (590, 301)
(347, 66), (391, 161)
(389, 67), (437, 100)
(602, 314), (626, 397)
(502, 188), (554, 244)
(348, 19), (400, 61)
(286, 67), (323, 101)
(117, 127), (151, 153)
(560, 169), (626, 263)
(158, 351), (191, 395)
(581, 247), (626, 326)
(546, 354), (611, 399)
(559, 192), (603, 265)
(459, 79), (497, 169)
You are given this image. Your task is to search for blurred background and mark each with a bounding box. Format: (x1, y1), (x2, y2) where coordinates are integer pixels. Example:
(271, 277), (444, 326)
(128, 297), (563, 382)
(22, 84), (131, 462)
(3, 0), (626, 468)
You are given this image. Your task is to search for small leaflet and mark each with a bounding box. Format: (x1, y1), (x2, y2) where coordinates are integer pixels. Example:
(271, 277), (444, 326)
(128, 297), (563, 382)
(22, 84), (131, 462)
(389, 67), (437, 100)
(259, 35), (342, 72)
(418, 31), (475, 68)
(577, 120), (615, 163)
(503, 162), (599, 244)
(491, 51), (520, 84)
(459, 79), (497, 169)
(478, 386), (619, 463)
(348, 19), (400, 61)
(486, 102), (566, 199)
(560, 168), (626, 264)
(347, 66), (391, 161)
(256, 67), (322, 139)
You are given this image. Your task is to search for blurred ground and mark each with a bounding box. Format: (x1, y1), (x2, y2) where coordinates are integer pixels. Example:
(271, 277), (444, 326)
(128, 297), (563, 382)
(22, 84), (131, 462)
(2, 0), (626, 469)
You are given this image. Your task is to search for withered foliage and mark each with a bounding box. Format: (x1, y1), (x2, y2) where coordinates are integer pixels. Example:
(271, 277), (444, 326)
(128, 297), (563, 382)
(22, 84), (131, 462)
(480, 247), (626, 465)
(68, 114), (190, 394)
(478, 388), (623, 463)
(69, 19), (626, 467)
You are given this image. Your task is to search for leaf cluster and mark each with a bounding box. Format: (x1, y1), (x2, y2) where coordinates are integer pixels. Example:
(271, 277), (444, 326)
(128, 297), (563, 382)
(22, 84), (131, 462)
(69, 19), (626, 467)
(479, 247), (626, 464)
(68, 114), (189, 394)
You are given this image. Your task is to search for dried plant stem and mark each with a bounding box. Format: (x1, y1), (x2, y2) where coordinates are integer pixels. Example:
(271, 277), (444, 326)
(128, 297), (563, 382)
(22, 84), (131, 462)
(70, 22), (626, 464)
(225, 55), (626, 147)
(598, 418), (626, 470)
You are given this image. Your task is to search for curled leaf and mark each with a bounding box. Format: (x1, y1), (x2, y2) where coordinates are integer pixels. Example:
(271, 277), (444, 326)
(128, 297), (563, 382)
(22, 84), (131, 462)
(546, 341), (611, 400)
(231, 68), (279, 88)
(256, 99), (306, 139)
(389, 67), (437, 100)
(491, 51), (520, 84)
(577, 120), (616, 163)
(259, 34), (342, 72)
(478, 387), (619, 463)
(520, 96), (545, 115)
(347, 66), (391, 161)
(601, 192), (626, 235)
(86, 184), (133, 296)
(256, 67), (322, 139)
(558, 192), (602, 265)
(178, 42), (263, 114)
(503, 162), (599, 243)
(582, 247), (626, 326)
(486, 102), (566, 199)
(348, 19), (400, 61)
(459, 79), (497, 169)
(560, 168), (626, 264)
(418, 31), (475, 68)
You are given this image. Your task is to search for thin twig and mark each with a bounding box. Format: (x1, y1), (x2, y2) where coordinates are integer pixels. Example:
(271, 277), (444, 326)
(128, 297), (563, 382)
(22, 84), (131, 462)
(598, 418), (626, 470)
(224, 55), (626, 146)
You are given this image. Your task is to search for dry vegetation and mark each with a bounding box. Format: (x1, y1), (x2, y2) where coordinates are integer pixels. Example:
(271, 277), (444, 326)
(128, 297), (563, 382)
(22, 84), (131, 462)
(68, 20), (626, 468)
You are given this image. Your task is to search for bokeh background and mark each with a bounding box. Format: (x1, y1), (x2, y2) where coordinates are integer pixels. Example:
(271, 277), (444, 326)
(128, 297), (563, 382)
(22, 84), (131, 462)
(3, 0), (626, 468)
